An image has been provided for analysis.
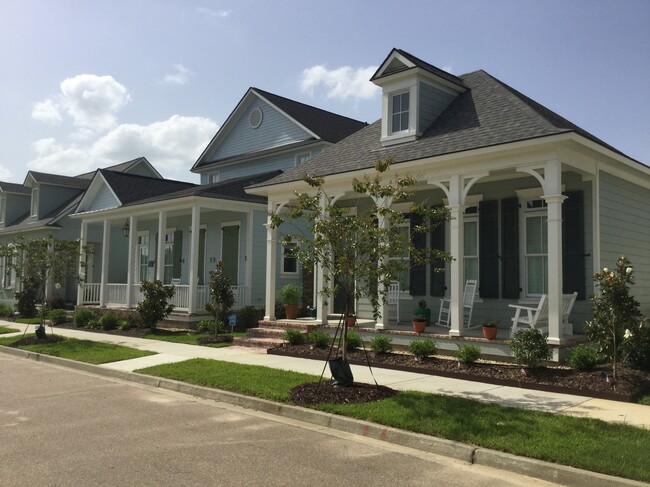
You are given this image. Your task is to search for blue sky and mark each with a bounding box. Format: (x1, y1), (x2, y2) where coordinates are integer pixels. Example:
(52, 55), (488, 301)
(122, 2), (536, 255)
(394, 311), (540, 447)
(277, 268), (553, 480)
(1, 0), (648, 183)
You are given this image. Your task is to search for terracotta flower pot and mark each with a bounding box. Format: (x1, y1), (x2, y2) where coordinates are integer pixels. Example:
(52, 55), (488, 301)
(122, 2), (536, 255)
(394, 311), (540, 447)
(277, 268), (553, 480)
(413, 320), (426, 333)
(482, 326), (498, 340)
(284, 304), (298, 320)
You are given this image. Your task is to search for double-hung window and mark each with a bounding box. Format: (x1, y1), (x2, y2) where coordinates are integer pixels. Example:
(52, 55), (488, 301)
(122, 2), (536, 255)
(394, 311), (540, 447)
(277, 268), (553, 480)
(524, 199), (548, 296)
(137, 233), (150, 282)
(463, 206), (479, 285)
(391, 92), (410, 134)
(163, 232), (175, 284)
(281, 240), (299, 275)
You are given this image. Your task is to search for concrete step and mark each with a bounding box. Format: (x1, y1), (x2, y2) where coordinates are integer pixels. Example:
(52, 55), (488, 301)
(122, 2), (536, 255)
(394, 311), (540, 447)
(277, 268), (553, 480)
(246, 327), (292, 339)
(257, 320), (321, 332)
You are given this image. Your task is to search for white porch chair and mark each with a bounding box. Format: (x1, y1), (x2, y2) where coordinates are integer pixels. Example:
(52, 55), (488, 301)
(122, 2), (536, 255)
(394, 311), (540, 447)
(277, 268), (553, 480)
(438, 279), (477, 328)
(509, 295), (548, 337)
(388, 281), (400, 324)
(562, 292), (578, 335)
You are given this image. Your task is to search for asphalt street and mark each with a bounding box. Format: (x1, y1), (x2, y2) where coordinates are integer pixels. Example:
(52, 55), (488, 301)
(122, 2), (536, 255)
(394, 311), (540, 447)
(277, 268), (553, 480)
(0, 355), (560, 487)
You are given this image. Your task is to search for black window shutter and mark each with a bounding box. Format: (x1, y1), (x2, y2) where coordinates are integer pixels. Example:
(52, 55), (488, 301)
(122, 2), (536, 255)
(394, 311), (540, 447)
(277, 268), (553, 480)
(562, 191), (585, 299)
(501, 197), (519, 299)
(430, 212), (446, 297)
(173, 230), (183, 279)
(479, 200), (499, 298)
(409, 213), (426, 296)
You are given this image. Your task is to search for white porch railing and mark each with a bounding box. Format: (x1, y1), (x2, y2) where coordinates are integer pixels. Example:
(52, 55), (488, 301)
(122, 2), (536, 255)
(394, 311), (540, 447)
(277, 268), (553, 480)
(81, 282), (247, 312)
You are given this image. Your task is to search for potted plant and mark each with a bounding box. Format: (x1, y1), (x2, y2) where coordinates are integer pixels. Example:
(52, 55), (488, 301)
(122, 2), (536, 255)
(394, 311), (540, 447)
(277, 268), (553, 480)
(481, 320), (499, 340)
(279, 283), (302, 320)
(345, 312), (356, 327)
(413, 314), (427, 333)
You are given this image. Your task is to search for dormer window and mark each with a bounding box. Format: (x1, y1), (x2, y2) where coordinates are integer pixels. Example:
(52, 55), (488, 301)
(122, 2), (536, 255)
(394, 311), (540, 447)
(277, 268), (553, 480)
(31, 188), (39, 217)
(391, 92), (410, 134)
(0, 195), (5, 224)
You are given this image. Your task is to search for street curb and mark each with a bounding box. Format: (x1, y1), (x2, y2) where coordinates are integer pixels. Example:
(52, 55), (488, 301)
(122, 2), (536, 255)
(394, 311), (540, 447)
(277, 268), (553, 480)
(1, 346), (646, 487)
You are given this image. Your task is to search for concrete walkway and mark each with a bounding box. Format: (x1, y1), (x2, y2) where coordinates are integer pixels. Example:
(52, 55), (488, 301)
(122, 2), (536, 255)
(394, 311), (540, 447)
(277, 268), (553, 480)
(2, 321), (649, 430)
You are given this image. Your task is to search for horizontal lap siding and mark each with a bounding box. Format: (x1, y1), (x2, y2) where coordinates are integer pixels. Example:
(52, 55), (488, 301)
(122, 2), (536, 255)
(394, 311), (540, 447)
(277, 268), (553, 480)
(599, 172), (650, 314)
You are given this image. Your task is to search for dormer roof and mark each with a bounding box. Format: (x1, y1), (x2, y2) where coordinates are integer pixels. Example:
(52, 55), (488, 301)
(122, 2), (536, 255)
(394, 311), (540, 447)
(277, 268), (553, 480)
(23, 171), (90, 190)
(0, 182), (30, 195)
(370, 48), (467, 92)
(75, 156), (162, 180)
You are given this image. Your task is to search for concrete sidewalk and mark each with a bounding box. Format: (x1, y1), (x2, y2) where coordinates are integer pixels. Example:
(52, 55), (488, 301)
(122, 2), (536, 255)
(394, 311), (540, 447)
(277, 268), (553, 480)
(2, 321), (649, 429)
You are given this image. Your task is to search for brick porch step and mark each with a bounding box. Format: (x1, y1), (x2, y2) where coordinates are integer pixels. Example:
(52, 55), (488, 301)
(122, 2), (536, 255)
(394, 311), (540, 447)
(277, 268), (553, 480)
(233, 336), (285, 348)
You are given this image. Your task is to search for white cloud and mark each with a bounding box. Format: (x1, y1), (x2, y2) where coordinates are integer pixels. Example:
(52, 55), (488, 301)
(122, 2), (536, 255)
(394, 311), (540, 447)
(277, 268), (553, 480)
(300, 65), (379, 101)
(27, 115), (218, 181)
(60, 74), (131, 132)
(162, 64), (192, 86)
(32, 99), (62, 125)
(197, 7), (231, 19)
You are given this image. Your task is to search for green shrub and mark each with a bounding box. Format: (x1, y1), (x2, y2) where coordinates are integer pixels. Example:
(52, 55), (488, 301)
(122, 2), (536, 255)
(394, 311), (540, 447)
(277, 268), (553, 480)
(118, 320), (132, 331)
(308, 330), (330, 348)
(409, 339), (437, 359)
(197, 319), (220, 334)
(455, 344), (481, 364)
(87, 319), (100, 329)
(510, 328), (551, 367)
(345, 330), (362, 351)
(568, 344), (601, 371)
(236, 306), (263, 329)
(278, 283), (301, 305)
(284, 328), (304, 345)
(99, 312), (119, 331)
(47, 308), (68, 325)
(74, 308), (95, 327)
(137, 280), (175, 329)
(370, 335), (393, 354)
(0, 303), (14, 317)
(14, 277), (39, 318)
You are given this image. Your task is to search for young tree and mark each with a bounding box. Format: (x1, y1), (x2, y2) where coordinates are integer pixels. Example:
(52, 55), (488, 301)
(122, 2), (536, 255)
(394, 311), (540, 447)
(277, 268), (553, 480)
(585, 256), (643, 379)
(204, 261), (235, 336)
(270, 157), (450, 377)
(136, 280), (175, 330)
(0, 235), (89, 338)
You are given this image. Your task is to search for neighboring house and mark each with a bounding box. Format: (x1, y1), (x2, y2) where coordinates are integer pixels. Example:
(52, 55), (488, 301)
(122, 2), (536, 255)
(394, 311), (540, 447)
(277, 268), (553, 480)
(249, 48), (650, 352)
(71, 88), (367, 315)
(0, 157), (161, 306)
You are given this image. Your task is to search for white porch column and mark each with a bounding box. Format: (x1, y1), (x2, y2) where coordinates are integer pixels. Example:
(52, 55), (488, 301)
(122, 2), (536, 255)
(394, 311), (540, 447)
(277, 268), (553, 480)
(264, 215), (277, 321)
(448, 202), (464, 336)
(77, 220), (88, 306)
(99, 219), (110, 307)
(245, 210), (254, 306)
(374, 196), (392, 330)
(126, 215), (137, 308)
(188, 205), (200, 314)
(156, 210), (167, 281)
(315, 262), (329, 325)
(543, 161), (566, 344)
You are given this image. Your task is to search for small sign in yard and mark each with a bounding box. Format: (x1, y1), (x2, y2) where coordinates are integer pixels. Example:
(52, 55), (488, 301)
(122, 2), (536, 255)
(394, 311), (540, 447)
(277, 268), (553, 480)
(229, 314), (236, 332)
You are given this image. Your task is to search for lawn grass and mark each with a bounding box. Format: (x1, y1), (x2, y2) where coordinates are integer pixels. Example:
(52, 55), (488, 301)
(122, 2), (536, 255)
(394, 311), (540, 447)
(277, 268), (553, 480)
(15, 317), (42, 324)
(137, 358), (650, 482)
(143, 330), (246, 347)
(0, 326), (18, 334)
(0, 334), (156, 364)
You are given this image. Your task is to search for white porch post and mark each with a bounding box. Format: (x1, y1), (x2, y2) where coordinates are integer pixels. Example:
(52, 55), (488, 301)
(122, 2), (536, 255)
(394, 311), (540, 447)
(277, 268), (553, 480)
(156, 211), (166, 281)
(245, 210), (254, 306)
(264, 213), (277, 322)
(99, 219), (110, 307)
(315, 193), (332, 325)
(374, 196), (392, 330)
(77, 220), (88, 306)
(126, 215), (137, 308)
(543, 161), (566, 345)
(448, 202), (464, 336)
(188, 205), (200, 314)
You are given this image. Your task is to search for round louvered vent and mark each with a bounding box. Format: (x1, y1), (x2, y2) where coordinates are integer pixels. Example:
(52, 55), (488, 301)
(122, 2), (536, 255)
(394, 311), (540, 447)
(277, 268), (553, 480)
(249, 107), (263, 128)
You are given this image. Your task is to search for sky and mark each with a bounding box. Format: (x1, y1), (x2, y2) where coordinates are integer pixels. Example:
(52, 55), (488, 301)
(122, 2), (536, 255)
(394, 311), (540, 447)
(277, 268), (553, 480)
(1, 0), (648, 184)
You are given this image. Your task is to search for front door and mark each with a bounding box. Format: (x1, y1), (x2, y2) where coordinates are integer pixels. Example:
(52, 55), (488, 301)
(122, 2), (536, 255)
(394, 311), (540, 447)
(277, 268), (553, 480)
(221, 224), (239, 285)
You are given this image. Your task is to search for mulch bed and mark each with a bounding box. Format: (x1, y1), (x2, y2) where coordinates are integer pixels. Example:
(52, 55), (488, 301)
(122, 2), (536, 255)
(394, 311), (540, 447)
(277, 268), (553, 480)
(9, 334), (66, 347)
(273, 344), (650, 403)
(291, 382), (398, 405)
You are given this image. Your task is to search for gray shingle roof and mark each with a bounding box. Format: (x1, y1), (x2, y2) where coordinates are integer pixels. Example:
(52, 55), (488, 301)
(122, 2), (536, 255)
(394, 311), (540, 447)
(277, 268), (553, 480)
(26, 171), (90, 189)
(253, 88), (368, 144)
(76, 156), (156, 179)
(99, 170), (196, 206)
(0, 182), (30, 195)
(252, 69), (629, 188)
(125, 170), (282, 207)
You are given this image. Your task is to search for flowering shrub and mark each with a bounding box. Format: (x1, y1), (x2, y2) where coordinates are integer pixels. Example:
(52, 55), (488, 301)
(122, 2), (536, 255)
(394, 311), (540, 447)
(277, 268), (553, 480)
(585, 256), (642, 378)
(621, 320), (650, 371)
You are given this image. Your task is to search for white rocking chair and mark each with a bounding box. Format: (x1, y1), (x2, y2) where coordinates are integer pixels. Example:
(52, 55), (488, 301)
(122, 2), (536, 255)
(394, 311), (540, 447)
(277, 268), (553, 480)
(438, 279), (477, 328)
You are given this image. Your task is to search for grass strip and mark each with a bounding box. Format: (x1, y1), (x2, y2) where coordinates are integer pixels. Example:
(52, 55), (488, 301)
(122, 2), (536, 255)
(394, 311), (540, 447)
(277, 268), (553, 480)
(137, 358), (650, 482)
(0, 334), (156, 364)
(143, 330), (246, 346)
(0, 326), (19, 334)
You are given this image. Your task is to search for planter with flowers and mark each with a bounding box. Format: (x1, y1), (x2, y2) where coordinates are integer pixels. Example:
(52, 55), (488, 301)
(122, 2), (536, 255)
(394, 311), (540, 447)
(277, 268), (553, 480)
(481, 320), (499, 340)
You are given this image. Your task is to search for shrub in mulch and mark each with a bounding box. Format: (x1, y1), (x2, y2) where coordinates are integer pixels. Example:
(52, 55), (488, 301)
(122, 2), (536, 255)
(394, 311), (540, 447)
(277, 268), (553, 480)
(196, 335), (233, 345)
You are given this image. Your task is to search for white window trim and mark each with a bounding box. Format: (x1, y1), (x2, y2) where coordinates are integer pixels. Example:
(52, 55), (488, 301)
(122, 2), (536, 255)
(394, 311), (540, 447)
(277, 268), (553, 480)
(295, 152), (312, 167)
(280, 238), (300, 277)
(208, 171), (221, 184)
(0, 195), (5, 225)
(31, 187), (39, 217)
(137, 231), (150, 283)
